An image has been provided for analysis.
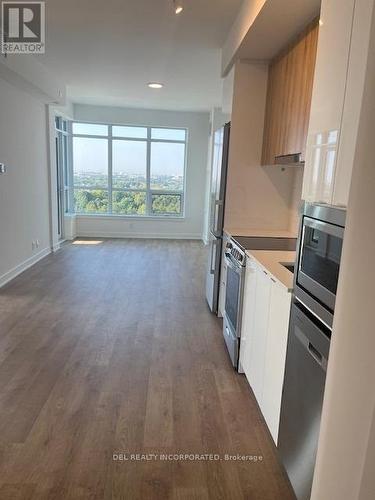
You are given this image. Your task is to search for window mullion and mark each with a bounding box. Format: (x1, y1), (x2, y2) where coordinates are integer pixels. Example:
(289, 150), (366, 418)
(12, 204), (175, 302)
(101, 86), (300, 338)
(108, 126), (113, 214)
(146, 127), (152, 216)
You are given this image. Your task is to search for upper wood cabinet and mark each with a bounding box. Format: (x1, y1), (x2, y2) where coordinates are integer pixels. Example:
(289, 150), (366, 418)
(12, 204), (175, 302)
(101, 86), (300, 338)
(261, 19), (319, 166)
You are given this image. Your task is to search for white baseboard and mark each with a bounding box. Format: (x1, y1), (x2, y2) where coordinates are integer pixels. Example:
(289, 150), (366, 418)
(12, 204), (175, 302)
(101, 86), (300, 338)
(75, 231), (202, 240)
(0, 247), (51, 289)
(52, 242), (61, 252)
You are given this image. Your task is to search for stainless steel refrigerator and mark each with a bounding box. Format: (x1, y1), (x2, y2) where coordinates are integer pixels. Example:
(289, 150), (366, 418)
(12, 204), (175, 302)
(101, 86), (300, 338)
(205, 122), (230, 314)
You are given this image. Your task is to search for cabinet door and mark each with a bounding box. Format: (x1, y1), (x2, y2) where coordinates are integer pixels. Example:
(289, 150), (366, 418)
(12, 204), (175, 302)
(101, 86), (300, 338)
(261, 19), (319, 165)
(261, 280), (292, 444)
(303, 0), (356, 204)
(247, 268), (272, 405)
(239, 258), (258, 374)
(332, 0), (374, 207)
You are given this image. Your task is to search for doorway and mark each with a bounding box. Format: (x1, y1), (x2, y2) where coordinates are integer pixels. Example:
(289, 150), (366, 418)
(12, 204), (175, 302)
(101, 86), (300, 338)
(55, 117), (70, 240)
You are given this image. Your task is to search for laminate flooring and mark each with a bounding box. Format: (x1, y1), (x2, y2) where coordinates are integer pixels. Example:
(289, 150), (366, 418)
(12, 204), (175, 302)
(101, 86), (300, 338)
(0, 239), (295, 500)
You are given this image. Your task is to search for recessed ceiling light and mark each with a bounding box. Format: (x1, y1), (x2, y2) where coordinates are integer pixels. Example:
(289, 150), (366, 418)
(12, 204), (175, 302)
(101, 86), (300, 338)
(148, 82), (164, 89)
(173, 0), (183, 14)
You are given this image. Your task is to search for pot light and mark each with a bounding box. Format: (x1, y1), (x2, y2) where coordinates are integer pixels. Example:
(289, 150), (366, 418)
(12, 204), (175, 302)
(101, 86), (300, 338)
(173, 1), (183, 14)
(148, 82), (164, 89)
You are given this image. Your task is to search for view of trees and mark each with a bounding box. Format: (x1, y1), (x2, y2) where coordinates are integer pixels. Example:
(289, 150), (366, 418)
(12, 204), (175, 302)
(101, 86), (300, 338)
(74, 173), (182, 215)
(72, 125), (186, 216)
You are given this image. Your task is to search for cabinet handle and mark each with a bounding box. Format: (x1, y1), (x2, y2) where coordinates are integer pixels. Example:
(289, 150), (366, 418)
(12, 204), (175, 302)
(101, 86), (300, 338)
(271, 277), (277, 283)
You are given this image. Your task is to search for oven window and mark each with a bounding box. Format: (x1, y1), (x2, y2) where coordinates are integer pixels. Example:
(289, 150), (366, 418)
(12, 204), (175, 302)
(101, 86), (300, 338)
(225, 265), (240, 330)
(300, 224), (342, 295)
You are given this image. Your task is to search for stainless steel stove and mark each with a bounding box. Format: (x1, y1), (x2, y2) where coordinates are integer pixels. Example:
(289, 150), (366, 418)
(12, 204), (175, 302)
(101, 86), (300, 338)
(222, 234), (297, 369)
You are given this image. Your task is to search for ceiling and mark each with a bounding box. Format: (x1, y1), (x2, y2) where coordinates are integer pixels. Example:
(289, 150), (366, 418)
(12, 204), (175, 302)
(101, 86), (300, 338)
(39, 0), (243, 111)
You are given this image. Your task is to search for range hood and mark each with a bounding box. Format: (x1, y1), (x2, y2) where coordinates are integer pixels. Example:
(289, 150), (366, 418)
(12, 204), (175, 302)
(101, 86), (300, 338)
(274, 153), (305, 167)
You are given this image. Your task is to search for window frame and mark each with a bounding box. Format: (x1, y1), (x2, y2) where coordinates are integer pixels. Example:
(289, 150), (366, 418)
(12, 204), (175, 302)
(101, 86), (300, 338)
(70, 121), (187, 218)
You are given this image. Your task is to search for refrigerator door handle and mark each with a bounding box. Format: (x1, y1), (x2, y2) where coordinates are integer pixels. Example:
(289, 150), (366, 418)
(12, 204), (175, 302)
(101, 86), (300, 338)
(210, 239), (218, 274)
(213, 200), (223, 235)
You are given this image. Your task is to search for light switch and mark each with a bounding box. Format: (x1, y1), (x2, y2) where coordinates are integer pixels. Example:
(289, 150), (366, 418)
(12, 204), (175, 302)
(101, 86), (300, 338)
(0, 163), (7, 174)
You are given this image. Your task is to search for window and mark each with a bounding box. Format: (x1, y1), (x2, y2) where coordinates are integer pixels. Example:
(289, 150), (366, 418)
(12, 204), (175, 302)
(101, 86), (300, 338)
(71, 122), (186, 217)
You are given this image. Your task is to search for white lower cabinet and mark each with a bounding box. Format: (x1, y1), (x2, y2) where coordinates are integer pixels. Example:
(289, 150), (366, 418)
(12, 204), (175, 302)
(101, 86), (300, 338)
(240, 258), (292, 444)
(261, 279), (291, 443)
(239, 257), (258, 374)
(247, 267), (272, 405)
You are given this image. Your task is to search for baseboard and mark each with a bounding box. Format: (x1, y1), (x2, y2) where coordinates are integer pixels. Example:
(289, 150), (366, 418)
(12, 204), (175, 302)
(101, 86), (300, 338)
(75, 231), (202, 240)
(52, 242), (61, 252)
(0, 247), (51, 289)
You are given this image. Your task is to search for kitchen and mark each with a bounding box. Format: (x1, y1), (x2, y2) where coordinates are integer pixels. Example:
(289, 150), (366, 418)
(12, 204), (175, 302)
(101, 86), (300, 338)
(205, 0), (374, 499)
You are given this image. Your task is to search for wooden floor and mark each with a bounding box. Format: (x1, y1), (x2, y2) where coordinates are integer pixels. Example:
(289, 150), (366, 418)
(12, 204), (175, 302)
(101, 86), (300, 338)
(0, 239), (295, 499)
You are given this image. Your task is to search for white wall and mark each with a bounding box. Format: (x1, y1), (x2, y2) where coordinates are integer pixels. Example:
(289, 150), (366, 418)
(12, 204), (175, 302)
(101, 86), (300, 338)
(311, 5), (375, 498)
(0, 54), (65, 105)
(72, 104), (210, 240)
(0, 77), (51, 286)
(222, 67), (235, 116)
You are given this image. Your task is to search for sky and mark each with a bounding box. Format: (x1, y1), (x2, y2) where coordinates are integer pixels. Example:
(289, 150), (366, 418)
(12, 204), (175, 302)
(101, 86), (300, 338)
(72, 125), (186, 177)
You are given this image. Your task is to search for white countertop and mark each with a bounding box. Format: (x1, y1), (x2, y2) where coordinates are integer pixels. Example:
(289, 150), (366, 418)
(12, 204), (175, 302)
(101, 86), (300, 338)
(246, 250), (296, 291)
(224, 227), (298, 239)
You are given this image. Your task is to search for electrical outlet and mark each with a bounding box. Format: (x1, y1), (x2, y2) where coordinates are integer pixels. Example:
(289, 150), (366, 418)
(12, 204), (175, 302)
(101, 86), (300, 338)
(36, 239), (40, 248)
(32, 241), (35, 250)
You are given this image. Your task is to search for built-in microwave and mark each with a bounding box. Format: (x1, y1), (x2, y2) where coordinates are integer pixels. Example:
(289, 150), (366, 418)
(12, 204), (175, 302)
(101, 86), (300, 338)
(295, 204), (346, 328)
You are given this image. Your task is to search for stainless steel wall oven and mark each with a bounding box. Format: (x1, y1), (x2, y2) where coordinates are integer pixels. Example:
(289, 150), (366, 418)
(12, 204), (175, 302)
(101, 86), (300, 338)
(278, 203), (346, 500)
(295, 203), (346, 328)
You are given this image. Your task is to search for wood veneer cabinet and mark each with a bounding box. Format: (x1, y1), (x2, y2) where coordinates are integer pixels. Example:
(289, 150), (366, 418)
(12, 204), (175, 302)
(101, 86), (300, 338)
(261, 19), (319, 166)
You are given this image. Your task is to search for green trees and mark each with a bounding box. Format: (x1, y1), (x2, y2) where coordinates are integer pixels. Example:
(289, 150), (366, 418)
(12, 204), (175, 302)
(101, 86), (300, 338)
(74, 174), (182, 215)
(112, 191), (146, 215)
(74, 189), (108, 213)
(151, 194), (180, 214)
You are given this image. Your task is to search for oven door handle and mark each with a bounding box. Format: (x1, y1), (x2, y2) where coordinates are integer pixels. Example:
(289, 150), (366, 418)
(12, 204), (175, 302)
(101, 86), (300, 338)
(303, 217), (345, 239)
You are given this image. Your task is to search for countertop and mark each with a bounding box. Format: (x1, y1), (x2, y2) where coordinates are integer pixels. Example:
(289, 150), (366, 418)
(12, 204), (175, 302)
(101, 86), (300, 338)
(224, 227), (298, 239)
(245, 250), (296, 291)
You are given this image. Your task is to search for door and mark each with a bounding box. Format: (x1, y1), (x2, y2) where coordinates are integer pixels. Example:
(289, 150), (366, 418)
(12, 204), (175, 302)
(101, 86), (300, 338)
(239, 257), (258, 374)
(205, 233), (222, 313)
(55, 133), (65, 239)
(302, 0), (356, 204)
(209, 123), (230, 236)
(261, 279), (291, 444)
(224, 256), (245, 336)
(248, 267), (272, 404)
(55, 117), (70, 241)
(297, 216), (344, 311)
(278, 301), (330, 500)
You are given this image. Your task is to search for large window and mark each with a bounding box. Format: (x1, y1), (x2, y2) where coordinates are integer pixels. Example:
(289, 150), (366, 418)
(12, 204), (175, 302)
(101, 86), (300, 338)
(71, 122), (187, 217)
